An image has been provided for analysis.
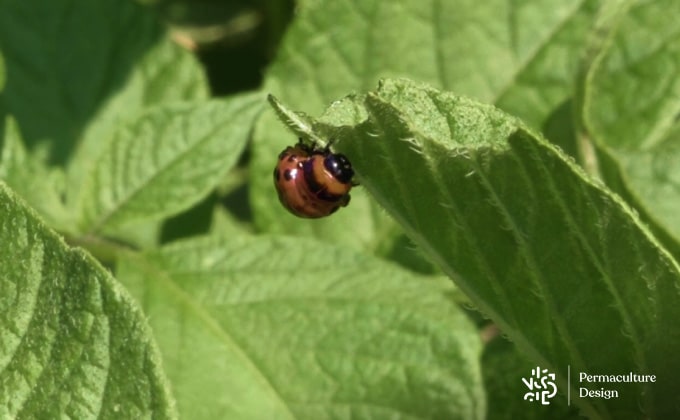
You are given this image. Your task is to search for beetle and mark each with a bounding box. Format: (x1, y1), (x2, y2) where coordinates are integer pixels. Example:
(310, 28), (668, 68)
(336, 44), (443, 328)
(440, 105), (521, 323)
(273, 139), (355, 218)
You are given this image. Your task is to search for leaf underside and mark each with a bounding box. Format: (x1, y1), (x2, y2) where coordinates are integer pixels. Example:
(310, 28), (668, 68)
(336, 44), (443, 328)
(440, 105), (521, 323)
(272, 78), (680, 419)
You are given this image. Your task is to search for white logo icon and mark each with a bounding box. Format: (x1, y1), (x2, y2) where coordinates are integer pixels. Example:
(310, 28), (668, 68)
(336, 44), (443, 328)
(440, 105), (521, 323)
(522, 367), (558, 405)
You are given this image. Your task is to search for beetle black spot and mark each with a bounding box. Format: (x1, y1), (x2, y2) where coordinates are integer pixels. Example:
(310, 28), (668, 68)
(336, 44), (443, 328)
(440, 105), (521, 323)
(283, 169), (293, 181)
(287, 155), (297, 163)
(273, 168), (280, 181)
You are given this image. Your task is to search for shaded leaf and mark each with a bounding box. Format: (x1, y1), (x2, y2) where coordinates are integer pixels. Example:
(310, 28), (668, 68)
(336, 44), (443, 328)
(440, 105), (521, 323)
(0, 49), (4, 93)
(0, 0), (210, 249)
(0, 0), (200, 163)
(483, 335), (579, 420)
(66, 38), (210, 205)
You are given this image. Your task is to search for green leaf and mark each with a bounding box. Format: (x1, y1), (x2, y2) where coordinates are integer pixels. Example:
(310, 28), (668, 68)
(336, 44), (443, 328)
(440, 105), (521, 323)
(254, 99), (395, 250)
(583, 0), (680, 247)
(252, 0), (600, 248)
(268, 0), (598, 117)
(0, 0), (205, 164)
(0, 116), (70, 230)
(0, 182), (175, 418)
(483, 335), (579, 420)
(0, 0), (210, 246)
(117, 234), (484, 419)
(276, 78), (680, 418)
(77, 94), (264, 235)
(66, 38), (210, 206)
(0, 49), (5, 93)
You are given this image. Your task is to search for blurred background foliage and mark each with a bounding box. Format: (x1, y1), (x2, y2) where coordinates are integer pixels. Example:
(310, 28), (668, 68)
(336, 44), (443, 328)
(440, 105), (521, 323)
(155, 0), (295, 95)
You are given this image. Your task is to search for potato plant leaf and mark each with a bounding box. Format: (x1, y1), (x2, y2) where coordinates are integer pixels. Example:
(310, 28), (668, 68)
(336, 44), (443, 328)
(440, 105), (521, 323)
(117, 234), (484, 419)
(271, 78), (680, 419)
(0, 117), (70, 231)
(0, 182), (175, 418)
(252, 0), (601, 245)
(77, 94), (264, 235)
(0, 50), (5, 93)
(583, 0), (680, 249)
(0, 0), (199, 164)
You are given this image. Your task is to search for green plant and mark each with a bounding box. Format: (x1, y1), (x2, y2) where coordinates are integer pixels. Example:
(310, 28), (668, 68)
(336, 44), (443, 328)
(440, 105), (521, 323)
(1, 0), (679, 419)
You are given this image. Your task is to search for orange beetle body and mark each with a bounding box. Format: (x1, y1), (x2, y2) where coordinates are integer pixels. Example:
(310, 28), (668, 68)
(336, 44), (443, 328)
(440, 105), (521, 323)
(273, 140), (354, 218)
